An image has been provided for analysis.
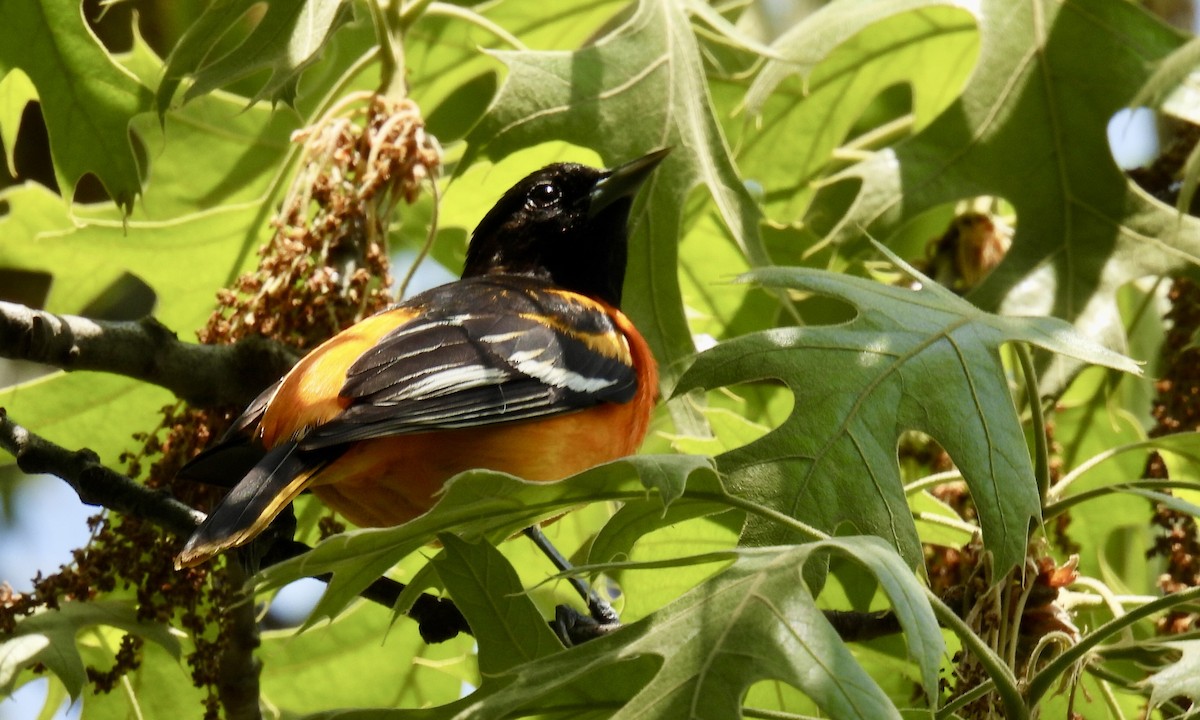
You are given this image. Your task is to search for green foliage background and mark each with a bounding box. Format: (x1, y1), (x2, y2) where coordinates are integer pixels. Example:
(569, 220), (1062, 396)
(2, 0), (1200, 717)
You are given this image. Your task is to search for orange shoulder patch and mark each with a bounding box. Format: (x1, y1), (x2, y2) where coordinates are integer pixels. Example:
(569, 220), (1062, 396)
(259, 307), (420, 447)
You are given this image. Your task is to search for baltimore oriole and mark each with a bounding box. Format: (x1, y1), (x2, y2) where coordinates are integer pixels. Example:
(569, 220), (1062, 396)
(175, 149), (668, 568)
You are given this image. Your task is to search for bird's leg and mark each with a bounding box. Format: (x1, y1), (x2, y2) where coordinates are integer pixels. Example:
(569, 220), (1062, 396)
(522, 525), (620, 627)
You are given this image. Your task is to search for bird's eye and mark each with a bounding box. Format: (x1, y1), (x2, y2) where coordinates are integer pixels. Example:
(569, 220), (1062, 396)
(527, 181), (562, 209)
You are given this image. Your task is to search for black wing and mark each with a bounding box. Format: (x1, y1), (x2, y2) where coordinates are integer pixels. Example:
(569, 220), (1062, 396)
(298, 278), (638, 450)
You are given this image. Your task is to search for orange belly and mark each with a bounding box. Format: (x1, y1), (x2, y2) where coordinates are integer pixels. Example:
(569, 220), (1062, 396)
(307, 400), (649, 528)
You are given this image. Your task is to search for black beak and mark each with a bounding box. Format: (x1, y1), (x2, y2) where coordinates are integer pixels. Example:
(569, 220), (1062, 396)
(588, 148), (671, 218)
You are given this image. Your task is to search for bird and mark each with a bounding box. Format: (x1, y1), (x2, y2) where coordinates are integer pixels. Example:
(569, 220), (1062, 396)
(175, 148), (669, 570)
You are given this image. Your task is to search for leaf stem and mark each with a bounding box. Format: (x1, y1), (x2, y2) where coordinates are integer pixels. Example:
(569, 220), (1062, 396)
(704, 491), (830, 541)
(1043, 479), (1200, 519)
(1047, 438), (1200, 504)
(913, 510), (978, 536)
(397, 0), (436, 30)
(926, 588), (1028, 720)
(936, 680), (995, 719)
(1091, 673), (1123, 719)
(368, 0), (406, 97)
(425, 2), (529, 50)
(1014, 342), (1049, 504)
(842, 114), (915, 154)
(1068, 576), (1137, 644)
(904, 469), (963, 494)
(1026, 585), (1200, 706)
(742, 707), (819, 720)
(396, 175), (440, 299)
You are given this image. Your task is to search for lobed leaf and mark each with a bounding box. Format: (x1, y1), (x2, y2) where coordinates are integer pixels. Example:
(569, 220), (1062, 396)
(302, 536), (940, 719)
(742, 1), (980, 225)
(254, 455), (719, 627)
(678, 263), (1138, 572)
(0, 0), (152, 209)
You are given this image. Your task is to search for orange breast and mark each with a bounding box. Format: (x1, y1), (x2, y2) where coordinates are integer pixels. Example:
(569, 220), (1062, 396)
(308, 399), (648, 527)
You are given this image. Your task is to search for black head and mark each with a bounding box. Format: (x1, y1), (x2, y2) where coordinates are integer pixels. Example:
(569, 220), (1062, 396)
(462, 149), (669, 307)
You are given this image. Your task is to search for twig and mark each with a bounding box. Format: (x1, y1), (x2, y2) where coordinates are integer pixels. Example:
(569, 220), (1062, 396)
(822, 609), (902, 643)
(0, 301), (298, 408)
(0, 407), (203, 534)
(0, 409), (471, 642)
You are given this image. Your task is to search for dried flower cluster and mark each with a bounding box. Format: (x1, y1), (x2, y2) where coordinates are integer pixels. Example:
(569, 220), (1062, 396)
(1, 93), (440, 718)
(1145, 277), (1200, 636)
(202, 92), (440, 349)
(938, 543), (1080, 718)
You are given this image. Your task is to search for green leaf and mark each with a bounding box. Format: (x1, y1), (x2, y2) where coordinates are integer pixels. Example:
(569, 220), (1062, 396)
(742, 1), (980, 225)
(254, 455), (719, 627)
(0, 69), (35, 177)
(0, 37), (303, 462)
(0, 600), (180, 700)
(677, 264), (1138, 573)
(464, 0), (768, 414)
(588, 499), (732, 567)
(258, 601), (473, 712)
(311, 537), (939, 719)
(0, 179), (277, 461)
(433, 534), (561, 674)
(1144, 640), (1200, 715)
(779, 0), (1189, 394)
(127, 91), (300, 220)
(157, 0), (354, 109)
(0, 0), (152, 209)
(406, 0), (629, 141)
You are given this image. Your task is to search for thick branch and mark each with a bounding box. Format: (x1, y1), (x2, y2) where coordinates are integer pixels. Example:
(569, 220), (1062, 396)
(0, 301), (297, 408)
(217, 564), (264, 720)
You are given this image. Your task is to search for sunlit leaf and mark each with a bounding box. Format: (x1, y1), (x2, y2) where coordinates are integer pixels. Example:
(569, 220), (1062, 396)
(0, 601), (179, 700)
(254, 455), (718, 626)
(157, 0), (354, 109)
(0, 0), (152, 209)
(329, 537), (940, 720)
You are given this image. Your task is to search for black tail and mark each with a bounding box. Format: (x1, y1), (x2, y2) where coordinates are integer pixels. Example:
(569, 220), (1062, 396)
(175, 441), (332, 568)
(177, 437), (269, 488)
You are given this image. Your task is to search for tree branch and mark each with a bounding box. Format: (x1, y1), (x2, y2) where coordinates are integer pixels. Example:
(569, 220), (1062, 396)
(0, 408), (469, 642)
(0, 301), (297, 408)
(0, 407), (203, 534)
(217, 564), (264, 720)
